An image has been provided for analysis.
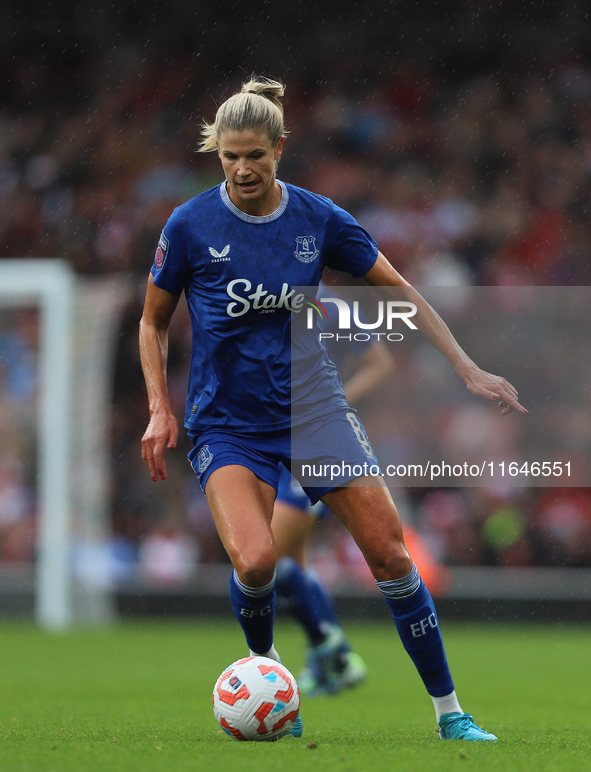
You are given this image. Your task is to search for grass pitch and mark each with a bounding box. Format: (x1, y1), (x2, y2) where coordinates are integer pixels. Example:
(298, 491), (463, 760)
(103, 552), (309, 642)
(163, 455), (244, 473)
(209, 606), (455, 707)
(0, 618), (589, 771)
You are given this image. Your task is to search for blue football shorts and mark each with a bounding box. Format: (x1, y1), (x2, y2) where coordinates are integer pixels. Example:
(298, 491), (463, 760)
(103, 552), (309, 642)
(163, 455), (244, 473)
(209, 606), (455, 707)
(275, 464), (328, 518)
(187, 408), (381, 506)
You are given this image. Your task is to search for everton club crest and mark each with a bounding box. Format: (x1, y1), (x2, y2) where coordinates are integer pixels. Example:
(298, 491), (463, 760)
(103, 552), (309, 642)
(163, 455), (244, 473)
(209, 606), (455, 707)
(294, 236), (319, 263)
(197, 444), (214, 473)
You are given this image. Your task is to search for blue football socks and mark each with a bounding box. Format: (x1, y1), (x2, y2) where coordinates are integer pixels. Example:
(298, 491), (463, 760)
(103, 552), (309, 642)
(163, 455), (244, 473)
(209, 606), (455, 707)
(275, 557), (341, 646)
(376, 564), (454, 697)
(229, 570), (276, 655)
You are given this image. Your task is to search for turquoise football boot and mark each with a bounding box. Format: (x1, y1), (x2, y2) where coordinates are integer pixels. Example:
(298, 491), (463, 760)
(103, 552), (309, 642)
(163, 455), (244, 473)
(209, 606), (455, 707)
(438, 712), (498, 741)
(286, 712), (303, 738)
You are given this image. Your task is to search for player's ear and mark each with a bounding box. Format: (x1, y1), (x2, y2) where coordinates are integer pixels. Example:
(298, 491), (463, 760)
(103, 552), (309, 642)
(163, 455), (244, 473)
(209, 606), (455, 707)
(274, 137), (284, 161)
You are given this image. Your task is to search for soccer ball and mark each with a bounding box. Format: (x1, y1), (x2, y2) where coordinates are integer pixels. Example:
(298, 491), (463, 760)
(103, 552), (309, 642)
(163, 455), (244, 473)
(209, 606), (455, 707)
(212, 656), (300, 741)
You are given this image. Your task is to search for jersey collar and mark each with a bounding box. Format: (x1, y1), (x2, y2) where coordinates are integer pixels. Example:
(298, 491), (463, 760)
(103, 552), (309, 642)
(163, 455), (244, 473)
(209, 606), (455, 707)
(219, 179), (289, 223)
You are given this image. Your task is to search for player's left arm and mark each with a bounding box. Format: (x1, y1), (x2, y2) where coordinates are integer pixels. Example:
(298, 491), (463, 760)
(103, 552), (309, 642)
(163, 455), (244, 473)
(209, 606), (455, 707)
(362, 252), (527, 415)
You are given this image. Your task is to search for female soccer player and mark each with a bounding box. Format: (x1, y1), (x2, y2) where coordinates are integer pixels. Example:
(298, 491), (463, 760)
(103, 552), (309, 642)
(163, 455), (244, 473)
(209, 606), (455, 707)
(140, 76), (525, 741)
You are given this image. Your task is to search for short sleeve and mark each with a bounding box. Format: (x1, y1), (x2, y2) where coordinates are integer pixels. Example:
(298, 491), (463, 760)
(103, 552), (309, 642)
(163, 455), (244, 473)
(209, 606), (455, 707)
(150, 208), (189, 295)
(324, 204), (378, 278)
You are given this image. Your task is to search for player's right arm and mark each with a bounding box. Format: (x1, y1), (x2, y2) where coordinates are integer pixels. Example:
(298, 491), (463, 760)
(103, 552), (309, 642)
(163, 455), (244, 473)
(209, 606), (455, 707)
(139, 274), (181, 481)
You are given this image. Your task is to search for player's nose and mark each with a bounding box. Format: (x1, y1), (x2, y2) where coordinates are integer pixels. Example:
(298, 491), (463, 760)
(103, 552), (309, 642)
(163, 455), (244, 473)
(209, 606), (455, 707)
(236, 159), (251, 177)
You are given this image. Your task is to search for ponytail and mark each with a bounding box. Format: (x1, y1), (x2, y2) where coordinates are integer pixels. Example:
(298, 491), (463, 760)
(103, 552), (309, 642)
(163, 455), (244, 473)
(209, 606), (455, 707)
(199, 76), (288, 152)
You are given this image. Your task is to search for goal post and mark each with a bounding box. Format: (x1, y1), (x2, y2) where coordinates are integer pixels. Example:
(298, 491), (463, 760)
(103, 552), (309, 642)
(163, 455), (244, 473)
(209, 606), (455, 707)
(0, 259), (132, 629)
(0, 260), (74, 628)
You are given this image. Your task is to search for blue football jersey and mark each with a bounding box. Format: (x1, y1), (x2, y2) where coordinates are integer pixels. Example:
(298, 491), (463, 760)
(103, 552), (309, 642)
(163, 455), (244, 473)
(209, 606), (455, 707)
(151, 180), (378, 432)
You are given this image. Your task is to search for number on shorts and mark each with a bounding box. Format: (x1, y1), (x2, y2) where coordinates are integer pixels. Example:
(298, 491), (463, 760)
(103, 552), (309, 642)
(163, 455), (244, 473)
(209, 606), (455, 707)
(346, 412), (375, 459)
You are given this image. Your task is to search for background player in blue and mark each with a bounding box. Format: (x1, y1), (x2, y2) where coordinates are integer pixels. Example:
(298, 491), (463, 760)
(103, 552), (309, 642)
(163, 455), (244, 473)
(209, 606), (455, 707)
(139, 76), (526, 741)
(273, 293), (394, 696)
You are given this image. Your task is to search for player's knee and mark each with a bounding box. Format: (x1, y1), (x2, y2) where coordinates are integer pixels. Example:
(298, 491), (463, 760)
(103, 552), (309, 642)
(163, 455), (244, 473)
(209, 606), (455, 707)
(234, 549), (276, 588)
(369, 540), (413, 583)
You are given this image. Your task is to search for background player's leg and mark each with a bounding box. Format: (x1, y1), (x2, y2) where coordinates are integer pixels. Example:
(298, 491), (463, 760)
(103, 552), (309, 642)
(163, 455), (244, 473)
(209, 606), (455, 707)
(205, 465), (278, 658)
(273, 500), (367, 695)
(273, 502), (337, 642)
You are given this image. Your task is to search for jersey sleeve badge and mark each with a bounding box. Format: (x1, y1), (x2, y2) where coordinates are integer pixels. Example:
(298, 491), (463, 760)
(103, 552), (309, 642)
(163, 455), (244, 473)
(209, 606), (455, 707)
(154, 232), (170, 270)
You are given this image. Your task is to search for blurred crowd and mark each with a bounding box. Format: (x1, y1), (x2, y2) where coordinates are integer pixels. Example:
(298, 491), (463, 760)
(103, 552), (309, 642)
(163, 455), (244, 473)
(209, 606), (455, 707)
(3, 49), (591, 285)
(1, 1), (591, 583)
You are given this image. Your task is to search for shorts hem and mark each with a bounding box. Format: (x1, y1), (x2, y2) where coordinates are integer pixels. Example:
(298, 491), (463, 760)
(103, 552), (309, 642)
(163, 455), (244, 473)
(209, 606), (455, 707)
(194, 457), (279, 495)
(302, 469), (383, 505)
(302, 485), (337, 506)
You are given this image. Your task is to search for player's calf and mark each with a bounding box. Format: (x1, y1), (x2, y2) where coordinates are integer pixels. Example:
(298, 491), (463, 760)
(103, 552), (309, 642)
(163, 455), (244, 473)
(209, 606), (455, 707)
(377, 564), (455, 698)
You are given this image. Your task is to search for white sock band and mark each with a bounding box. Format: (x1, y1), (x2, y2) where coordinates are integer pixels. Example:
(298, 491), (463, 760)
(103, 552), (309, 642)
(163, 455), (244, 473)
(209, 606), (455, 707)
(249, 644), (280, 662)
(432, 691), (462, 722)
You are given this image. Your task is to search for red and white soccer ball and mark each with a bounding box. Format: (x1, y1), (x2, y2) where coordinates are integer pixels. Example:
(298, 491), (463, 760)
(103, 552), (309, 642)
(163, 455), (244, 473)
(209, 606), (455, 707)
(212, 656), (300, 741)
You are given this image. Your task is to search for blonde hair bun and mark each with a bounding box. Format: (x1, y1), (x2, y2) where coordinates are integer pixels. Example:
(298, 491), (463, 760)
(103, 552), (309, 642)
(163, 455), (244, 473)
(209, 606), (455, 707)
(200, 76), (288, 152)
